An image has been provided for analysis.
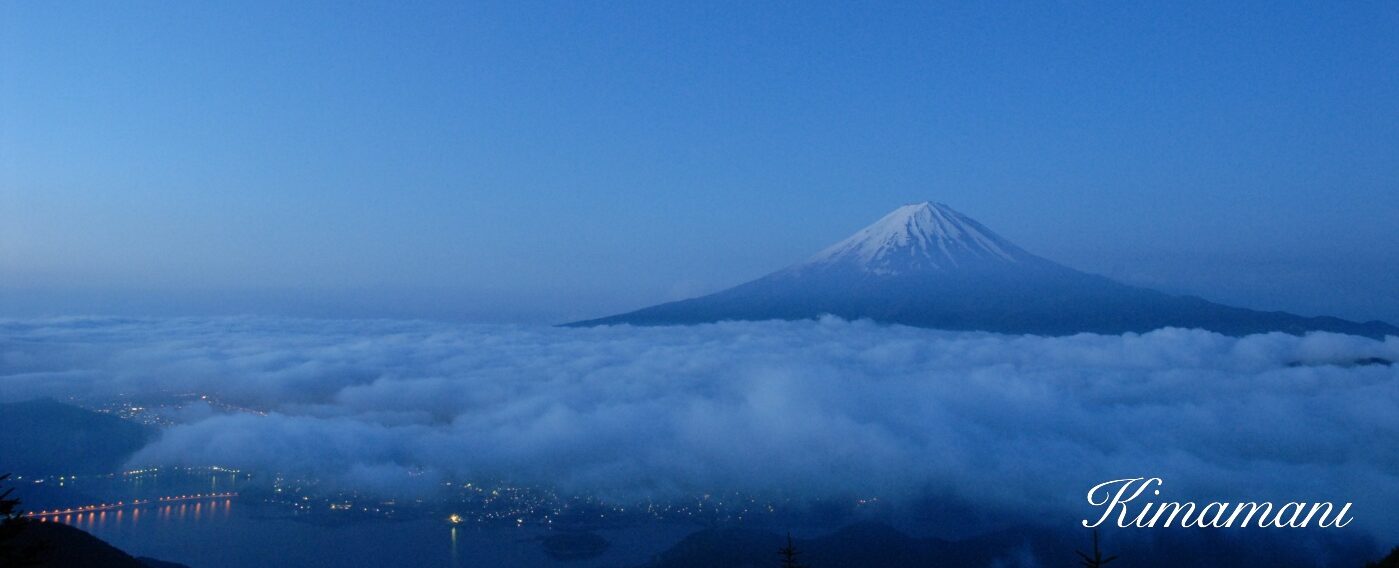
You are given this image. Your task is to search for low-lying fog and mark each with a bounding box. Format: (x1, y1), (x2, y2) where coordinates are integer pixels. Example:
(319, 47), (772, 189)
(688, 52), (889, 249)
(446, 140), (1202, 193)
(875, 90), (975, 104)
(3, 316), (1396, 536)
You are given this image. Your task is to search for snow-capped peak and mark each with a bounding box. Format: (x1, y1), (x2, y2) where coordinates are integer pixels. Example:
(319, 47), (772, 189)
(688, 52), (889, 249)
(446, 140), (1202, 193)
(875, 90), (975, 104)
(807, 202), (1031, 274)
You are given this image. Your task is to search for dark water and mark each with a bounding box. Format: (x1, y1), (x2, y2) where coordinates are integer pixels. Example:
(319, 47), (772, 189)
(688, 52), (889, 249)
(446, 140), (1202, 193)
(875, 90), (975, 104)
(44, 498), (695, 568)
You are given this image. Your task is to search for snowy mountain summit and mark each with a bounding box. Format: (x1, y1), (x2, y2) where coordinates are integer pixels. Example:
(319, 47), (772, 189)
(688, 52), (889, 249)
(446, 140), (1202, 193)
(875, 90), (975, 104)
(569, 202), (1397, 338)
(807, 202), (1032, 274)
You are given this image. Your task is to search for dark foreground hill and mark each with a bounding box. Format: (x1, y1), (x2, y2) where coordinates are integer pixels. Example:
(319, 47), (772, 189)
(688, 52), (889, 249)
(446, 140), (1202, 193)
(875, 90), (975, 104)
(639, 521), (1382, 568)
(5, 521), (189, 568)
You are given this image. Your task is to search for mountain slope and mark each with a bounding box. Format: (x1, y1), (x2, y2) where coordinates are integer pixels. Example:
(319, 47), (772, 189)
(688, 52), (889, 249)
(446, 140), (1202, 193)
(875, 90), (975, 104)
(570, 202), (1398, 338)
(0, 399), (154, 476)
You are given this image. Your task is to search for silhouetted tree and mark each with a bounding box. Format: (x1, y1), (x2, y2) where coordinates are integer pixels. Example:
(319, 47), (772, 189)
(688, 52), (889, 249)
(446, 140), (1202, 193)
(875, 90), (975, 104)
(0, 473), (44, 566)
(779, 532), (806, 568)
(0, 474), (29, 545)
(1076, 529), (1118, 568)
(1366, 546), (1399, 568)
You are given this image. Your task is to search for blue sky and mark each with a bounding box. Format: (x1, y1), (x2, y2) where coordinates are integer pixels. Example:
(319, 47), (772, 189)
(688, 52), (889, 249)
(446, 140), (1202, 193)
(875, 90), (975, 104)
(2, 1), (1397, 323)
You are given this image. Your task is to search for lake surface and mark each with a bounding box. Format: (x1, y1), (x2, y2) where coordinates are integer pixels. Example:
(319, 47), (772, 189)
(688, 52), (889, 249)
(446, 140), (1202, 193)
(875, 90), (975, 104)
(44, 498), (697, 568)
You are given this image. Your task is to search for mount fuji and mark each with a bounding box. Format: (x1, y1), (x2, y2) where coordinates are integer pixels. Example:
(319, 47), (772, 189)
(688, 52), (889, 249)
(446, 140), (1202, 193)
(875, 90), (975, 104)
(569, 202), (1398, 338)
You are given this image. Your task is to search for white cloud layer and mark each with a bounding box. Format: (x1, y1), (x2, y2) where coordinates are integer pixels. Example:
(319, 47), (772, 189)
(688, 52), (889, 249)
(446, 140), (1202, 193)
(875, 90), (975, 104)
(2, 316), (1397, 534)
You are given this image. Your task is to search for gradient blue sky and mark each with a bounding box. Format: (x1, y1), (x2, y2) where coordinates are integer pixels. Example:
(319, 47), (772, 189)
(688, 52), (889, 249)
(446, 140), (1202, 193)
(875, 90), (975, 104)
(2, 1), (1397, 324)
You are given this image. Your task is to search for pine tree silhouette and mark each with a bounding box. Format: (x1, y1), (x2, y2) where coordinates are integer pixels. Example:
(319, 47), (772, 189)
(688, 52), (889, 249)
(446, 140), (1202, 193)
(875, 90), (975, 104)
(1076, 529), (1118, 568)
(779, 532), (806, 568)
(0, 473), (44, 566)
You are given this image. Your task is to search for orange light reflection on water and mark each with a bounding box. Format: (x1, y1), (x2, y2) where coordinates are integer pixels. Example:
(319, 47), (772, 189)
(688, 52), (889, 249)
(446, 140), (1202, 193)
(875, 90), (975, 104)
(43, 499), (235, 533)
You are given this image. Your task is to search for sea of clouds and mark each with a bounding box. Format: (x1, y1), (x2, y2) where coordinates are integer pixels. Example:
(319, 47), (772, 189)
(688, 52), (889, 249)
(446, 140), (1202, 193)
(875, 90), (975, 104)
(2, 316), (1397, 535)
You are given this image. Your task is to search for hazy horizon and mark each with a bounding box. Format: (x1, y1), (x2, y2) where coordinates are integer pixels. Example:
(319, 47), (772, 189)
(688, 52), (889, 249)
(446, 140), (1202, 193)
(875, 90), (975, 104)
(2, 198), (1397, 326)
